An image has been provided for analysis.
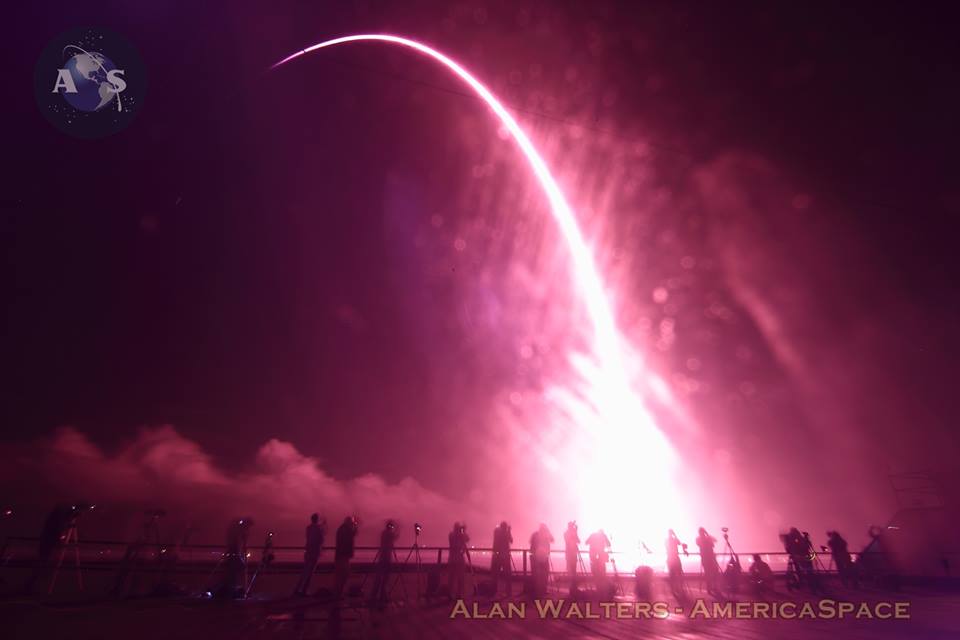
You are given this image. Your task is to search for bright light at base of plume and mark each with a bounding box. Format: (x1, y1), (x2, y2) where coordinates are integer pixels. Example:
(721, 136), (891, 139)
(272, 35), (691, 562)
(550, 344), (690, 569)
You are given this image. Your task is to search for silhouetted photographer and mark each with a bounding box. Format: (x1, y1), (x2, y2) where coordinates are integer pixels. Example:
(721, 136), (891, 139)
(530, 523), (554, 598)
(448, 521), (470, 599)
(586, 528), (611, 591)
(491, 521), (512, 597)
(665, 529), (688, 599)
(827, 530), (856, 587)
(370, 520), (399, 606)
(696, 527), (721, 596)
(294, 513), (326, 596)
(334, 516), (358, 599)
(781, 527), (820, 592)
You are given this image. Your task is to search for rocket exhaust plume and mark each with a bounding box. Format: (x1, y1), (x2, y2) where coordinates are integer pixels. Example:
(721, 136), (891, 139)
(271, 35), (688, 554)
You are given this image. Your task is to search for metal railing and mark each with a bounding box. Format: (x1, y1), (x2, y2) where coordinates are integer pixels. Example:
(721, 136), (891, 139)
(2, 534), (896, 576)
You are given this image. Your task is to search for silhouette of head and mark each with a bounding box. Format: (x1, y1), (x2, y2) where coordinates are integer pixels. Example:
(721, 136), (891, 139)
(500, 521), (509, 529)
(752, 553), (762, 563)
(311, 513), (319, 524)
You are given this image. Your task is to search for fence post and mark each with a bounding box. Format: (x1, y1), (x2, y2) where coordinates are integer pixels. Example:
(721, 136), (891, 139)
(522, 549), (527, 577)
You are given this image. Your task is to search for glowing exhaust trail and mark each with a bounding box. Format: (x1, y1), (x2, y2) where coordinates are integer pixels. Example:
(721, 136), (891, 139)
(271, 35), (620, 364)
(271, 35), (682, 549)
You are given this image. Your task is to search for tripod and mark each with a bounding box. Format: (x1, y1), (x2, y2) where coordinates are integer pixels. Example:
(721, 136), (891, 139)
(820, 546), (836, 572)
(112, 512), (163, 597)
(363, 547), (402, 605)
(202, 550), (228, 594)
(154, 525), (194, 596)
(809, 545), (830, 573)
(245, 532), (274, 598)
(565, 549), (587, 594)
(357, 548), (380, 594)
(721, 532), (737, 562)
(577, 550), (588, 575)
(389, 529), (423, 602)
(546, 555), (559, 594)
(608, 554), (624, 597)
(506, 551), (520, 597)
(202, 524), (251, 599)
(202, 550), (249, 598)
(48, 520), (83, 595)
(528, 550), (552, 598)
(806, 540), (830, 592)
(721, 532), (741, 595)
(801, 534), (826, 593)
(464, 548), (477, 596)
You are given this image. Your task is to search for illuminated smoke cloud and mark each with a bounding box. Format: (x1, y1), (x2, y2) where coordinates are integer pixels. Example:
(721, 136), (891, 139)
(0, 426), (478, 545)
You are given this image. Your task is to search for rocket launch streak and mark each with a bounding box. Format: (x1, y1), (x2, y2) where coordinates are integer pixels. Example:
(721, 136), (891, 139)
(271, 34), (683, 550)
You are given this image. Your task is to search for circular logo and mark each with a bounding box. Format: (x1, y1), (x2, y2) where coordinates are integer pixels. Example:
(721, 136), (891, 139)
(34, 27), (147, 139)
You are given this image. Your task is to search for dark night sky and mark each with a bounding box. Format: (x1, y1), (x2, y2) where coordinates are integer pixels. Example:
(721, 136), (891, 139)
(2, 1), (959, 544)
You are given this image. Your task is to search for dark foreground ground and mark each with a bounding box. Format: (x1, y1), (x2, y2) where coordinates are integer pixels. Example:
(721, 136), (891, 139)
(2, 566), (958, 639)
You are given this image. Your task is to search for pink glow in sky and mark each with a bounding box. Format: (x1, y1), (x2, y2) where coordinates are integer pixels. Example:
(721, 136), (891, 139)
(272, 35), (691, 556)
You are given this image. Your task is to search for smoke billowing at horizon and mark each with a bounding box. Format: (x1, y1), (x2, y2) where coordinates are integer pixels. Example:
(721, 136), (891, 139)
(0, 425), (481, 546)
(3, 1), (959, 561)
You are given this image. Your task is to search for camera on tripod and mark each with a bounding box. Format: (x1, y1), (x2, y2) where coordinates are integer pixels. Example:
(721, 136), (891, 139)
(414, 522), (423, 535)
